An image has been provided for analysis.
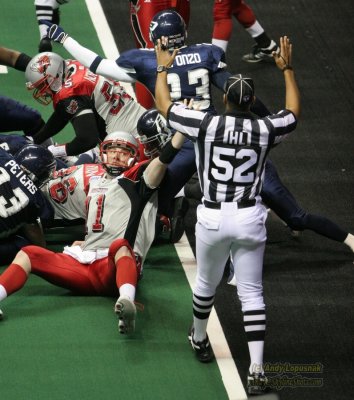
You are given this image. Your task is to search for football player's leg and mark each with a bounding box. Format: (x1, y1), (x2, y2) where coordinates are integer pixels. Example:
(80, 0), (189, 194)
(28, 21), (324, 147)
(34, 0), (60, 52)
(262, 159), (350, 243)
(0, 250), (32, 302)
(212, 0), (233, 52)
(22, 246), (97, 294)
(109, 239), (138, 334)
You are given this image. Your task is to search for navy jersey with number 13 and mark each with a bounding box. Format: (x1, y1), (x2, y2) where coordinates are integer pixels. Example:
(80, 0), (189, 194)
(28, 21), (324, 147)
(0, 148), (53, 237)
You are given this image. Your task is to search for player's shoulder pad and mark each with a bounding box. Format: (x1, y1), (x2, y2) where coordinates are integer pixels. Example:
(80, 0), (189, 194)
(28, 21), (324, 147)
(117, 48), (153, 68)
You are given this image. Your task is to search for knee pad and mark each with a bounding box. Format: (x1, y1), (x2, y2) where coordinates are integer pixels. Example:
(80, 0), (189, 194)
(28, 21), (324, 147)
(108, 239), (134, 259)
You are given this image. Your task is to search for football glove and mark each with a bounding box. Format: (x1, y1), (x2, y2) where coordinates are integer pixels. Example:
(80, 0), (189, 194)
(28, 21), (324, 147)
(42, 21), (69, 44)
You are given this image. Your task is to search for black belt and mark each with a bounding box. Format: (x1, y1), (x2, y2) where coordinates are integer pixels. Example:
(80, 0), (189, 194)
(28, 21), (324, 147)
(203, 199), (256, 209)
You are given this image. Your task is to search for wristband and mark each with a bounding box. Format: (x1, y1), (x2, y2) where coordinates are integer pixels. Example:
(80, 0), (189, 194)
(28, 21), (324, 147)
(15, 53), (32, 72)
(282, 65), (293, 72)
(158, 140), (179, 164)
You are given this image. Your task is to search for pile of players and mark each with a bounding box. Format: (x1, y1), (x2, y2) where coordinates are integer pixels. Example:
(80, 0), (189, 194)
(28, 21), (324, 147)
(1, 1), (353, 396)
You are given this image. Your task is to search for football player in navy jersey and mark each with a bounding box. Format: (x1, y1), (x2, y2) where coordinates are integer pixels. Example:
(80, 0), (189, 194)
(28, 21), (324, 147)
(0, 145), (55, 265)
(128, 0), (191, 109)
(0, 95), (45, 137)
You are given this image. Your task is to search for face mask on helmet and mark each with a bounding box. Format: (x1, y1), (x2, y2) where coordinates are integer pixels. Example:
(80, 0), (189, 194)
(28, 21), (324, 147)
(25, 52), (66, 105)
(100, 131), (139, 176)
(14, 144), (56, 188)
(137, 109), (171, 158)
(149, 10), (187, 50)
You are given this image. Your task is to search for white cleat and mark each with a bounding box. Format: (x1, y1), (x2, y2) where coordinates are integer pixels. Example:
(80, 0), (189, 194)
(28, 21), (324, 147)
(114, 295), (136, 334)
(0, 309), (4, 321)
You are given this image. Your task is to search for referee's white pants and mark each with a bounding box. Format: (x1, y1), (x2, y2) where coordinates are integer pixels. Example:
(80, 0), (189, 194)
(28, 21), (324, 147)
(194, 202), (268, 312)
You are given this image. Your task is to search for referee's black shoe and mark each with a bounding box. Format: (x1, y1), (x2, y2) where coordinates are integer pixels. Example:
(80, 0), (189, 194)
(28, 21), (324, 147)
(188, 327), (215, 363)
(170, 196), (189, 243)
(247, 372), (269, 395)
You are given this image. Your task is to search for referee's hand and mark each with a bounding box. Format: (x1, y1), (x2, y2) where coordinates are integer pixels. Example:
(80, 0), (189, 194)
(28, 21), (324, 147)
(273, 36), (293, 71)
(155, 37), (179, 69)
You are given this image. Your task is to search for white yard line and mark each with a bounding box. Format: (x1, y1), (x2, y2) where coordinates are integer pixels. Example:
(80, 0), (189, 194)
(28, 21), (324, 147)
(85, 0), (136, 98)
(86, 1), (246, 398)
(0, 66), (8, 74)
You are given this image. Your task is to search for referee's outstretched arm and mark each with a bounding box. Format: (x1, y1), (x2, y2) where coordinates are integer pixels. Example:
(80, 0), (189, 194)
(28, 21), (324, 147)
(273, 36), (301, 119)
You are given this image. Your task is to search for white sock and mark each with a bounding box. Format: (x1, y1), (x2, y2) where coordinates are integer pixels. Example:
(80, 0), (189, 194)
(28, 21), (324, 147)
(0, 285), (8, 301)
(192, 317), (209, 342)
(245, 21), (264, 38)
(344, 233), (354, 252)
(248, 341), (264, 374)
(212, 38), (228, 52)
(118, 283), (136, 301)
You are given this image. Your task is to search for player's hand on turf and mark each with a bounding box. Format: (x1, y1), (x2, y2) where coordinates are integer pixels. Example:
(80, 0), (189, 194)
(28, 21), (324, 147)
(42, 21), (69, 44)
(273, 36), (293, 71)
(155, 37), (179, 69)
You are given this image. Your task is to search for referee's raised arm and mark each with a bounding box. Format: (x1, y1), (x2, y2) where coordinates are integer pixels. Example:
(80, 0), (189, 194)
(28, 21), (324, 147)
(273, 36), (301, 119)
(154, 37), (179, 118)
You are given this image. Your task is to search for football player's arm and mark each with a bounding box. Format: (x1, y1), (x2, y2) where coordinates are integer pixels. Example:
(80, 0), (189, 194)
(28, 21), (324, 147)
(0, 46), (31, 71)
(44, 21), (136, 82)
(154, 38), (179, 118)
(210, 68), (231, 91)
(32, 109), (68, 145)
(144, 132), (185, 189)
(66, 112), (101, 155)
(64, 37), (135, 82)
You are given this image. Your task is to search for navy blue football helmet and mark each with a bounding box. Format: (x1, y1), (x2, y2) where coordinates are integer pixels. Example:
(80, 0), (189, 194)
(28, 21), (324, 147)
(137, 109), (171, 159)
(14, 144), (56, 187)
(149, 10), (187, 49)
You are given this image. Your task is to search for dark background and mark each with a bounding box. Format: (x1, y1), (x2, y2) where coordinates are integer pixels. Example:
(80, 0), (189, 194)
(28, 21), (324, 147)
(100, 1), (354, 399)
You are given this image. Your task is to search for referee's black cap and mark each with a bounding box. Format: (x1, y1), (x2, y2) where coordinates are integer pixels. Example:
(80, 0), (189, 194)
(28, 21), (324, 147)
(224, 74), (255, 106)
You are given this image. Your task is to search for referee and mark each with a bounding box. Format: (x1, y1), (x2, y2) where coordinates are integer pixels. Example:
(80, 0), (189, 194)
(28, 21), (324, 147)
(155, 36), (300, 395)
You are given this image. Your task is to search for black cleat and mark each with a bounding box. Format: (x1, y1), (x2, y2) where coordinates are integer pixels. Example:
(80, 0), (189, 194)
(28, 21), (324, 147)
(38, 37), (52, 52)
(188, 327), (214, 363)
(247, 372), (269, 395)
(170, 196), (189, 243)
(242, 40), (279, 63)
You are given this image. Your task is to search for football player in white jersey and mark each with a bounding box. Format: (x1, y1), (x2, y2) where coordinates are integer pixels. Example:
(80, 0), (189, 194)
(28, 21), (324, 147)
(24, 52), (147, 161)
(41, 163), (105, 225)
(0, 130), (185, 334)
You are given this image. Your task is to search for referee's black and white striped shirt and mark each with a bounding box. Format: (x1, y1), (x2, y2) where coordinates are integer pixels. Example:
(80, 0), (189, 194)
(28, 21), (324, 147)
(167, 103), (297, 203)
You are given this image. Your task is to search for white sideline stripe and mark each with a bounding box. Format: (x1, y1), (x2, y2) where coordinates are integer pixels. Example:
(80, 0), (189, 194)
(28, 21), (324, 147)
(86, 2), (246, 398)
(175, 233), (247, 400)
(0, 66), (8, 74)
(84, 0), (136, 99)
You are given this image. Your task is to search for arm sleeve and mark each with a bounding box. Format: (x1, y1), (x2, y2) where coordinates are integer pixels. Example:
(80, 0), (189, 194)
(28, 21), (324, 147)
(210, 68), (232, 91)
(64, 37), (135, 83)
(65, 113), (101, 156)
(32, 110), (69, 145)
